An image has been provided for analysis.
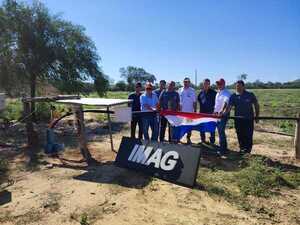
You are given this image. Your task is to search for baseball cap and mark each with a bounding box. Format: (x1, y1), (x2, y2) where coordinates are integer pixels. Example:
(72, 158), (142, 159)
(216, 78), (225, 85)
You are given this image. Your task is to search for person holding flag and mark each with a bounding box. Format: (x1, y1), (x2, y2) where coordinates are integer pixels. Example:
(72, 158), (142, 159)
(178, 77), (197, 144)
(158, 81), (180, 142)
(198, 78), (217, 144)
(214, 78), (232, 156)
(140, 82), (159, 141)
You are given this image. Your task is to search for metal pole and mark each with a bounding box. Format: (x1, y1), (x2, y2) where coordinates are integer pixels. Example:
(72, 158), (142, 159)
(107, 106), (114, 152)
(195, 69), (197, 87)
(295, 114), (300, 159)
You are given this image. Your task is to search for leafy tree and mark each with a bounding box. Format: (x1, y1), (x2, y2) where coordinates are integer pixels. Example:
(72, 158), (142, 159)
(238, 73), (248, 81)
(114, 80), (127, 91)
(0, 0), (108, 118)
(119, 66), (156, 90)
(94, 73), (109, 97)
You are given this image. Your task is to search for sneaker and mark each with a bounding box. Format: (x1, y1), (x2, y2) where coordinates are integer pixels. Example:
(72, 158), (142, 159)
(239, 149), (246, 154)
(216, 150), (223, 156)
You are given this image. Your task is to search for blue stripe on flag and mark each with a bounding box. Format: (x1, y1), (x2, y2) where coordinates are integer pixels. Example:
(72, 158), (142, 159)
(172, 121), (217, 140)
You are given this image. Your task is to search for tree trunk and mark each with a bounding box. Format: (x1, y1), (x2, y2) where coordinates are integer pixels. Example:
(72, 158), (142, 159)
(30, 73), (36, 121)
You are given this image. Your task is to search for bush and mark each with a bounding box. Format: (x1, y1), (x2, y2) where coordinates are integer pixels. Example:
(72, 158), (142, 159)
(0, 99), (22, 121)
(35, 102), (51, 121)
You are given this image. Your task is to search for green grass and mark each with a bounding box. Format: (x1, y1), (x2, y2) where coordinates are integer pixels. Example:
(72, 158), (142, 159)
(250, 89), (300, 134)
(198, 154), (300, 210)
(80, 213), (89, 225)
(1, 89), (299, 133)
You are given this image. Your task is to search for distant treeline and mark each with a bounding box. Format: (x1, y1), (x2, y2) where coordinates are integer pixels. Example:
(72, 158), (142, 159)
(108, 79), (300, 92)
(226, 79), (300, 89)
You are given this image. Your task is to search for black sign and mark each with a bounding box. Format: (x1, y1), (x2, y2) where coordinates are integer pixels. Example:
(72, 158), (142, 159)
(115, 137), (201, 187)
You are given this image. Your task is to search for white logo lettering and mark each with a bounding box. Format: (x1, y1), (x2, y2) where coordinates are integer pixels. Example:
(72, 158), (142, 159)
(128, 145), (179, 171)
(146, 148), (162, 168)
(160, 151), (179, 171)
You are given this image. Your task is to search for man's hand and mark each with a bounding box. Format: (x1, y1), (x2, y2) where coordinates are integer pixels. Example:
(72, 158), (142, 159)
(145, 104), (153, 111)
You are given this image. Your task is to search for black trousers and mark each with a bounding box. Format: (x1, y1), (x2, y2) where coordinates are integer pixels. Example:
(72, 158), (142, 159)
(160, 116), (171, 142)
(234, 118), (254, 152)
(131, 116), (143, 139)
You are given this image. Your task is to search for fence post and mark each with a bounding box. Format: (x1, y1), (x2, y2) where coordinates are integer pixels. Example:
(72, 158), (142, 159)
(23, 100), (36, 147)
(295, 114), (300, 159)
(74, 105), (93, 164)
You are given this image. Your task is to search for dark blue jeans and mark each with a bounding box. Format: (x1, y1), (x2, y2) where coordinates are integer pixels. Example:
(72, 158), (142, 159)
(142, 116), (158, 141)
(217, 117), (228, 153)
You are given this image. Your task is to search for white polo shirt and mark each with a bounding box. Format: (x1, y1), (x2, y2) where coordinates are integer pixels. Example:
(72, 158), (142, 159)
(179, 87), (196, 112)
(214, 89), (232, 113)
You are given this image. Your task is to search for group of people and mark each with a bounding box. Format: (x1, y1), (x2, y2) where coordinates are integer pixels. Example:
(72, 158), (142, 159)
(128, 77), (260, 155)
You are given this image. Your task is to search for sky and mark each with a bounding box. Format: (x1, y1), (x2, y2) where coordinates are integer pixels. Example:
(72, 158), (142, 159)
(16, 0), (300, 83)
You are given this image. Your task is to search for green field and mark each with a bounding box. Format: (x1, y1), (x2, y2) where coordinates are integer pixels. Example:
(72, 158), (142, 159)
(106, 89), (300, 134)
(1, 89), (299, 134)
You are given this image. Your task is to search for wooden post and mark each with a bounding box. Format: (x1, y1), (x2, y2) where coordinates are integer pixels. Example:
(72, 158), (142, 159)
(74, 105), (93, 163)
(23, 101), (38, 148)
(295, 114), (300, 159)
(107, 106), (114, 152)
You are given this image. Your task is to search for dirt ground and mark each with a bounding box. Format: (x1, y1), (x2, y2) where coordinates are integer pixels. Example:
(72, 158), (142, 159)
(0, 118), (300, 225)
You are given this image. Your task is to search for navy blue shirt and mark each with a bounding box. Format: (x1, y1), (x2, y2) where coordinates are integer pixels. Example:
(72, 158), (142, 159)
(198, 89), (217, 113)
(159, 90), (180, 110)
(229, 90), (258, 119)
(153, 88), (164, 99)
(128, 92), (142, 111)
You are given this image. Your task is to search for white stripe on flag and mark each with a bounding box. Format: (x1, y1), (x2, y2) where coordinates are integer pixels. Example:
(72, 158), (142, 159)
(165, 115), (219, 127)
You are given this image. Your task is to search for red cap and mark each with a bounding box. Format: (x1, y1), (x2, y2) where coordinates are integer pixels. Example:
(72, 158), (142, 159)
(216, 78), (225, 85)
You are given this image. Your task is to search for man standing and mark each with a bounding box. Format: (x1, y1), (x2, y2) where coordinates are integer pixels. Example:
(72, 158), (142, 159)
(228, 80), (259, 153)
(154, 80), (166, 98)
(140, 82), (159, 141)
(128, 82), (143, 139)
(214, 78), (231, 155)
(179, 77), (196, 144)
(198, 78), (217, 144)
(158, 81), (180, 142)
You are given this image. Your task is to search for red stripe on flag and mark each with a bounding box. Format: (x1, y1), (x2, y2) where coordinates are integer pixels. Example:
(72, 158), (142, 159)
(160, 110), (220, 119)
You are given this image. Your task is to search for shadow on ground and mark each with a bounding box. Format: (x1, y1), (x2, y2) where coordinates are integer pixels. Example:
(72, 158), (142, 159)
(51, 159), (152, 189)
